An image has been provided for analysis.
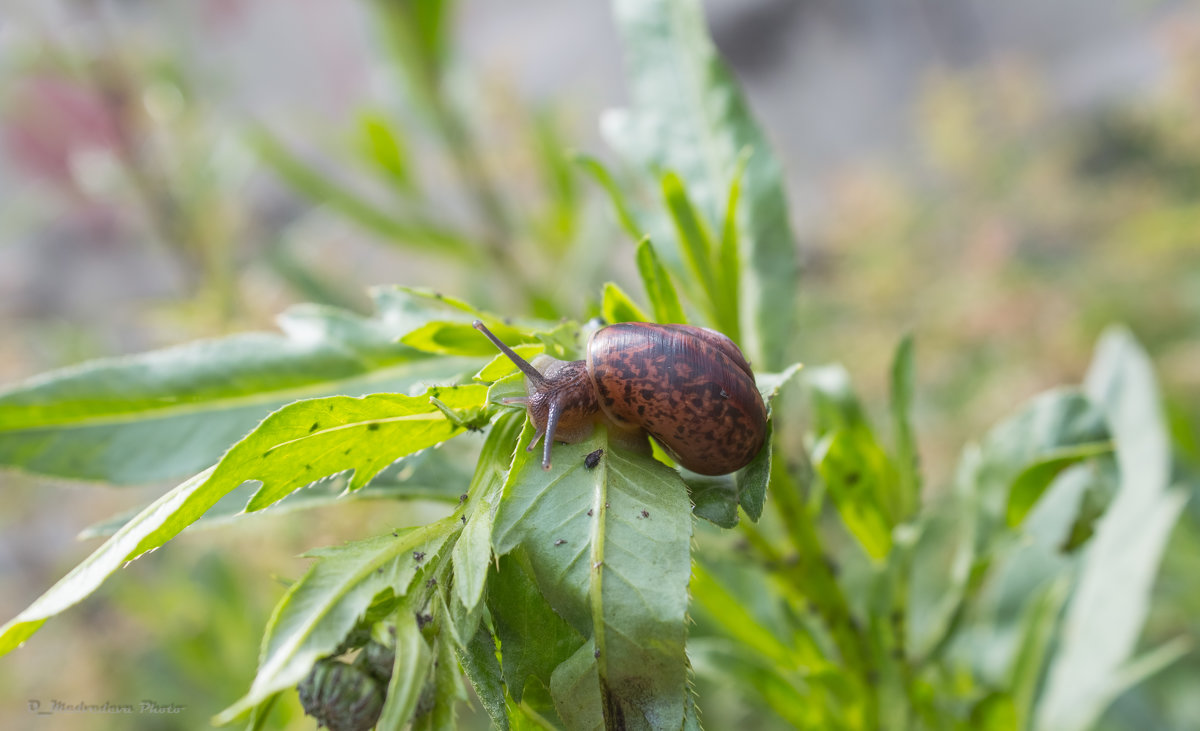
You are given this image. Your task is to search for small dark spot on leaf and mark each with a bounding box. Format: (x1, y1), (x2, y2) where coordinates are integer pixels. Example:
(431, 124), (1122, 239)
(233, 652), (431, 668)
(309, 422), (320, 433)
(461, 515), (467, 524)
(343, 448), (352, 455)
(554, 539), (566, 546)
(377, 568), (383, 575)
(426, 578), (437, 588)
(605, 502), (610, 509)
(392, 531), (398, 537)
(459, 494), (468, 503)
(305, 464), (312, 471)
(640, 509), (650, 519)
(433, 291), (443, 299)
(417, 613), (432, 629)
(261, 450), (273, 459)
(845, 471), (861, 485)
(367, 423), (380, 432)
(584, 449), (603, 469)
(594, 648), (601, 659)
(413, 551), (425, 562)
(587, 509), (594, 517)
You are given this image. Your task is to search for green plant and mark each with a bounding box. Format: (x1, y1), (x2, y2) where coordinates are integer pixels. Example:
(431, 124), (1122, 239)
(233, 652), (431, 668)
(0, 1), (1190, 730)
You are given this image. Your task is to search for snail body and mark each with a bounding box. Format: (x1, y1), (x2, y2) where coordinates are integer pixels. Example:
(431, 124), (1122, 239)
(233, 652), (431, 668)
(473, 320), (767, 476)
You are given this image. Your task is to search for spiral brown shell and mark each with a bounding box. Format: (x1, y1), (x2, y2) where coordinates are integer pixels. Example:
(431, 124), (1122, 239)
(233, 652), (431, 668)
(586, 323), (767, 476)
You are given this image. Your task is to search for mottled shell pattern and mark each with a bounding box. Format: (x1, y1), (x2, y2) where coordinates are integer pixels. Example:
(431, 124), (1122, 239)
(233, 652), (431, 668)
(587, 323), (767, 476)
(472, 319), (767, 475)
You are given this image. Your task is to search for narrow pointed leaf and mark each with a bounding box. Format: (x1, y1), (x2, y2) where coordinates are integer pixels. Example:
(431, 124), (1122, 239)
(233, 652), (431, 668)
(634, 238), (687, 324)
(890, 334), (920, 517)
(457, 625), (510, 731)
(661, 172), (721, 326)
(573, 153), (643, 241)
(377, 610), (434, 731)
(600, 282), (650, 325)
(250, 127), (471, 256)
(451, 411), (524, 614)
(1005, 441), (1114, 528)
(402, 320), (536, 356)
(0, 467), (213, 655)
(606, 0), (799, 368)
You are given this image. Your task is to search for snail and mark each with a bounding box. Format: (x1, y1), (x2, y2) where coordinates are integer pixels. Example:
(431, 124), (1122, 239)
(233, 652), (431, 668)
(472, 320), (767, 476)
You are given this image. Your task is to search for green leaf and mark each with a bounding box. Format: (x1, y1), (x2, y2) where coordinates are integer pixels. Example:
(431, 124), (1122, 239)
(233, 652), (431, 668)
(81, 440), (479, 539)
(813, 429), (898, 560)
(974, 387), (1110, 548)
(889, 334), (920, 518)
(606, 0), (799, 368)
(600, 282), (650, 324)
(803, 365), (872, 438)
(355, 110), (413, 190)
(475, 344), (546, 382)
(377, 610), (435, 731)
(0, 386), (486, 655)
(736, 425), (773, 521)
(0, 467), (212, 655)
(688, 638), (843, 729)
(906, 480), (977, 660)
(1036, 328), (1188, 731)
(660, 172), (722, 326)
(714, 151), (748, 340)
(414, 632), (467, 730)
(0, 290), (476, 484)
(217, 523), (453, 722)
(236, 385), (489, 511)
(249, 127), (472, 257)
(573, 153), (643, 241)
(452, 411), (524, 615)
(457, 624), (510, 731)
(634, 238), (687, 324)
(488, 550), (584, 706)
(690, 561), (795, 669)
(492, 425), (692, 730)
(685, 474), (739, 528)
(549, 640), (605, 731)
(403, 320), (537, 356)
(1005, 441), (1113, 528)
(969, 692), (1019, 730)
(1009, 579), (1069, 730)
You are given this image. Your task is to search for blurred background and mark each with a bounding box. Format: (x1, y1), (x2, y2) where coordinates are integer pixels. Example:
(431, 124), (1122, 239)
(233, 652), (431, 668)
(1, 0), (1198, 729)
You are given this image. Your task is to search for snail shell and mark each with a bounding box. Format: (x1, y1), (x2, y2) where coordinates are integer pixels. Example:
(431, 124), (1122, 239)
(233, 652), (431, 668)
(473, 320), (767, 476)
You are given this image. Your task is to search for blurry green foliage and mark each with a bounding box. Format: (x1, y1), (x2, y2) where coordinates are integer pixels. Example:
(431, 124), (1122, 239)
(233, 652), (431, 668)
(1, 2), (1198, 731)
